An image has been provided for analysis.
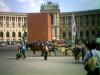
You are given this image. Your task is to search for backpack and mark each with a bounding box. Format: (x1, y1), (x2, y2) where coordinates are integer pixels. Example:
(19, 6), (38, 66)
(19, 45), (26, 52)
(22, 46), (26, 51)
(84, 50), (98, 72)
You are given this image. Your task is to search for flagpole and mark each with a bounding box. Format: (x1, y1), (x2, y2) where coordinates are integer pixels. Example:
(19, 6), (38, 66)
(71, 13), (76, 47)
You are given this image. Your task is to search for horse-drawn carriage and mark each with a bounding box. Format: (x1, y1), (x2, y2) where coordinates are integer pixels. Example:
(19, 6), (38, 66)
(26, 41), (57, 56)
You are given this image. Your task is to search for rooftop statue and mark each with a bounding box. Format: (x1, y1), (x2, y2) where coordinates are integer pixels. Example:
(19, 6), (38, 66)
(40, 1), (60, 11)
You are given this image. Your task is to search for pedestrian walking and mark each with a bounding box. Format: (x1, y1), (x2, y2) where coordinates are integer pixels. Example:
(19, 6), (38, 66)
(18, 43), (26, 59)
(81, 44), (86, 60)
(44, 44), (48, 60)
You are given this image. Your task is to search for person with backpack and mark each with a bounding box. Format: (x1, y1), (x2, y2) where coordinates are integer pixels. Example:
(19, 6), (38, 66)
(83, 41), (99, 75)
(18, 43), (27, 59)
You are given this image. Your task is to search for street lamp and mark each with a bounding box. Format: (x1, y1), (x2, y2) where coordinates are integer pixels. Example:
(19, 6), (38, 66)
(22, 24), (26, 44)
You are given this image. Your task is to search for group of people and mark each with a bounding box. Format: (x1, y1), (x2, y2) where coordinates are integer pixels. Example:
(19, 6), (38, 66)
(16, 40), (99, 75)
(72, 40), (99, 75)
(17, 41), (56, 60)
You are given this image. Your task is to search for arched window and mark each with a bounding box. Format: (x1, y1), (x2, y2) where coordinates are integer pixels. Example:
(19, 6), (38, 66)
(24, 32), (27, 37)
(80, 31), (83, 37)
(12, 31), (16, 37)
(6, 31), (9, 37)
(92, 30), (95, 37)
(86, 31), (89, 37)
(6, 22), (9, 27)
(69, 31), (71, 38)
(62, 31), (66, 38)
(18, 32), (21, 37)
(0, 22), (3, 27)
(0, 31), (3, 37)
(18, 23), (21, 27)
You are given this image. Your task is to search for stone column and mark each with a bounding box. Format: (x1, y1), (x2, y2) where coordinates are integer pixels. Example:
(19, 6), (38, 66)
(3, 16), (5, 27)
(52, 13), (55, 40)
(3, 31), (6, 41)
(56, 12), (60, 40)
(4, 16), (7, 41)
(21, 17), (22, 27)
(2, 16), (5, 41)
(10, 16), (12, 27)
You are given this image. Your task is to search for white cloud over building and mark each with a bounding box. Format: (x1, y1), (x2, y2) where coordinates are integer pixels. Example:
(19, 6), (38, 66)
(0, 0), (11, 12)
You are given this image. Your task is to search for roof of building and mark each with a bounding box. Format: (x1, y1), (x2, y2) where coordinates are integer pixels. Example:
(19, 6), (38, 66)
(60, 9), (99, 16)
(0, 12), (27, 16)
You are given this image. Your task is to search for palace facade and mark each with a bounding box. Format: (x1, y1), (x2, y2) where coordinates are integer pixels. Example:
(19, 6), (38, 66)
(60, 9), (99, 41)
(0, 12), (27, 42)
(0, 1), (99, 43)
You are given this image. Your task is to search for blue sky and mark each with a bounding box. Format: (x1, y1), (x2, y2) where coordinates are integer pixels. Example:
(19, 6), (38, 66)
(0, 0), (99, 13)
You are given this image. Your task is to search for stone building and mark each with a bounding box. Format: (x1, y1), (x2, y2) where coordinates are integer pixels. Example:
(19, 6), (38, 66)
(60, 9), (99, 41)
(0, 12), (27, 43)
(40, 1), (99, 42)
(0, 1), (99, 43)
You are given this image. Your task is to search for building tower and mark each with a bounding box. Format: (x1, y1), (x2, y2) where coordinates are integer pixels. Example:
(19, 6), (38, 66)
(40, 1), (60, 40)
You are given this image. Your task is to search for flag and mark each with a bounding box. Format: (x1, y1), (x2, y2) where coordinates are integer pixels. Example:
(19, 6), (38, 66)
(71, 13), (76, 42)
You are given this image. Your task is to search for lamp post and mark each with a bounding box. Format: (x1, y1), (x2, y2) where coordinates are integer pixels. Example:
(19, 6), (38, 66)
(22, 24), (26, 44)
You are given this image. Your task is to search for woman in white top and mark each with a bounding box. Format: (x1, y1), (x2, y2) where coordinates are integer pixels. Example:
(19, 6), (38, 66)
(83, 42), (99, 75)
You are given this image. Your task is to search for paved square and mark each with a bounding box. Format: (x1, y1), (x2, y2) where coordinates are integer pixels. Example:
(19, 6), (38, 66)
(0, 57), (86, 75)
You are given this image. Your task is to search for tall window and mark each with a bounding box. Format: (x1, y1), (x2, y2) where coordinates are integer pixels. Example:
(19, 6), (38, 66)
(24, 32), (27, 37)
(63, 22), (65, 27)
(86, 31), (89, 37)
(12, 17), (15, 21)
(68, 16), (71, 21)
(98, 14), (100, 26)
(18, 17), (21, 22)
(18, 23), (21, 27)
(12, 31), (16, 37)
(6, 22), (9, 27)
(0, 31), (3, 37)
(80, 31), (83, 37)
(12, 23), (15, 27)
(0, 22), (3, 27)
(18, 32), (21, 37)
(62, 31), (66, 38)
(86, 15), (88, 26)
(92, 30), (95, 37)
(69, 31), (71, 39)
(6, 31), (9, 37)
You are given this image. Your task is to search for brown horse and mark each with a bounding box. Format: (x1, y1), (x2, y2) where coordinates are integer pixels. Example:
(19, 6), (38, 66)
(26, 41), (47, 56)
(72, 47), (82, 63)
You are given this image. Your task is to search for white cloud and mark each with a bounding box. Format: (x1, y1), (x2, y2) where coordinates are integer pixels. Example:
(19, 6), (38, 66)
(0, 0), (11, 12)
(17, 0), (44, 12)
